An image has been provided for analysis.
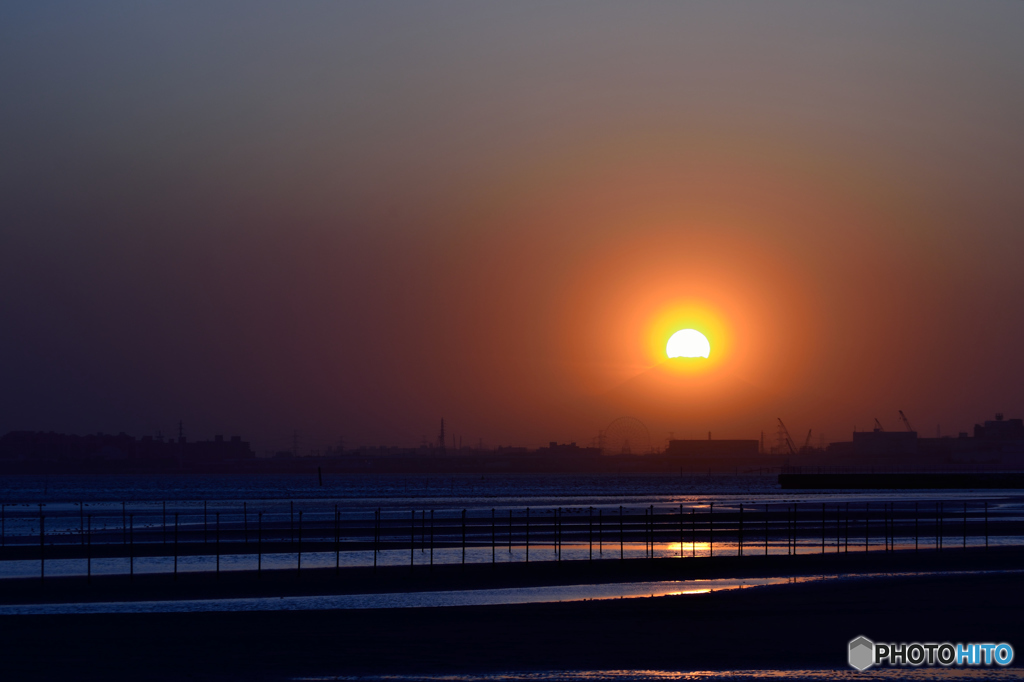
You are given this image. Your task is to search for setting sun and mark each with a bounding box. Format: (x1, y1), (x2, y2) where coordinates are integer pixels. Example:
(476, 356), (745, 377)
(666, 328), (711, 359)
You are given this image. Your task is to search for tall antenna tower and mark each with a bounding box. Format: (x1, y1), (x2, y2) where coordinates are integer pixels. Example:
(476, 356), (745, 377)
(438, 418), (446, 454)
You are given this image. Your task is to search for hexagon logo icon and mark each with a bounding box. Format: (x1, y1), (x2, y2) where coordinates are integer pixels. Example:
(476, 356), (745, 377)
(849, 636), (875, 671)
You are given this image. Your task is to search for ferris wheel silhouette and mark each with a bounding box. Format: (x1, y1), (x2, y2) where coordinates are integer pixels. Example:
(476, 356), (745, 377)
(600, 416), (652, 455)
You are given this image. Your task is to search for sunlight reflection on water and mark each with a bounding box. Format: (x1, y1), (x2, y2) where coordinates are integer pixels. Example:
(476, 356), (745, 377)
(0, 577), (805, 615)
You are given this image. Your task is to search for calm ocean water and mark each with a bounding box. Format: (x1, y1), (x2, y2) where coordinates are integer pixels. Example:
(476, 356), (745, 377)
(0, 472), (786, 504)
(2, 472), (1020, 507)
(2, 474), (1021, 577)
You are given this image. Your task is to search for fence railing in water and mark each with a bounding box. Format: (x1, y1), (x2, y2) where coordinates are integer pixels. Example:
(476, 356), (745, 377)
(0, 499), (1014, 581)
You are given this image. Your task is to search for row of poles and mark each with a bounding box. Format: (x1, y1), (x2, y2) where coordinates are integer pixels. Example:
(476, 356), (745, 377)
(3, 501), (269, 547)
(0, 500), (995, 549)
(17, 500), (994, 585)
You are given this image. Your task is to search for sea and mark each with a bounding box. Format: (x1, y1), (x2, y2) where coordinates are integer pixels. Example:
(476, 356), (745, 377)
(2, 473), (1022, 680)
(0, 472), (1020, 580)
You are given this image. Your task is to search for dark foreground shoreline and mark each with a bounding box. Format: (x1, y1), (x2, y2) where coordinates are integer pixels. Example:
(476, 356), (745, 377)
(1, 550), (1022, 680)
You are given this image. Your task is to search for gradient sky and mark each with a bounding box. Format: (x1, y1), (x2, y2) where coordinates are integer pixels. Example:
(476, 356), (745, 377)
(2, 2), (1023, 454)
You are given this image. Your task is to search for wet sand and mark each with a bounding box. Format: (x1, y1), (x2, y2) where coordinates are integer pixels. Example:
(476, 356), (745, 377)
(0, 567), (1020, 681)
(0, 545), (1022, 605)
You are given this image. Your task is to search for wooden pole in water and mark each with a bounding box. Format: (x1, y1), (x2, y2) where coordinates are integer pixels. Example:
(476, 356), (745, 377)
(81, 501), (86, 546)
(915, 502), (919, 551)
(836, 504), (841, 553)
(880, 503), (885, 552)
(174, 513), (178, 579)
(791, 506), (795, 556)
(290, 501), (294, 549)
(526, 508), (530, 563)
(599, 509), (603, 555)
(335, 506), (340, 575)
(679, 504), (683, 559)
(820, 503), (825, 555)
(589, 507), (594, 561)
(939, 501), (943, 551)
(709, 503), (713, 557)
(297, 510), (302, 576)
(985, 501), (988, 549)
(739, 504), (743, 557)
(122, 501), (127, 545)
(619, 506), (624, 561)
(413, 510), (417, 571)
(39, 507), (44, 584)
(865, 503), (869, 553)
(845, 502), (849, 553)
(883, 503), (887, 552)
(761, 501), (770, 557)
(963, 501), (967, 549)
(430, 510), (434, 568)
(891, 503), (896, 551)
(557, 508), (561, 561)
(650, 505), (654, 559)
(795, 504), (800, 556)
(562, 508), (566, 560)
(257, 512), (262, 577)
(642, 509), (648, 559)
(642, 507), (647, 559)
(373, 509), (378, 572)
(214, 512), (219, 578)
(162, 502), (165, 545)
(884, 503), (888, 552)
(691, 507), (695, 558)
(508, 510), (512, 554)
(203, 501), (207, 544)
(87, 514), (92, 584)
(243, 502), (247, 545)
(130, 514), (134, 580)
(1, 503), (4, 547)
(552, 503), (561, 557)
(651, 507), (655, 558)
(491, 509), (495, 565)
(891, 503), (895, 551)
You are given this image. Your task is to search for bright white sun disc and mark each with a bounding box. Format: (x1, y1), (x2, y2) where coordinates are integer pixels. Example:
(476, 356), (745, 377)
(666, 329), (710, 359)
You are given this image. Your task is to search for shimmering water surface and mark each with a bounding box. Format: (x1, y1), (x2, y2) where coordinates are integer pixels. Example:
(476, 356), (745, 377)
(2, 474), (1021, 578)
(1, 570), (1017, 615)
(0, 576), (803, 615)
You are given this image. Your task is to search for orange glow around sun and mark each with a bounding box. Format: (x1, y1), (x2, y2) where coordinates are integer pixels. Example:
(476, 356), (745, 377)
(647, 302), (729, 375)
(552, 227), (820, 403)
